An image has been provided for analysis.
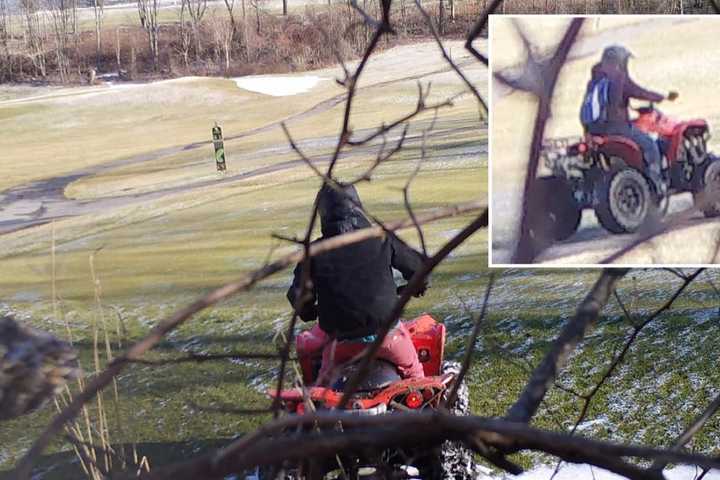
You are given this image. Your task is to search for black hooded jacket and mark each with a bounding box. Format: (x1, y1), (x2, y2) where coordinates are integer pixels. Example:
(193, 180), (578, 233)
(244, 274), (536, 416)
(286, 185), (426, 340)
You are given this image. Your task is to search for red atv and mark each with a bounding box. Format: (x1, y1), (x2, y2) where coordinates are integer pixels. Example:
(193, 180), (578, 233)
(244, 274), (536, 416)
(532, 97), (720, 241)
(265, 314), (477, 480)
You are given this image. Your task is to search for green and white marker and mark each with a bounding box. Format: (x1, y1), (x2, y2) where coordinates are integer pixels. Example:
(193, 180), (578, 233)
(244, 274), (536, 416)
(212, 123), (227, 173)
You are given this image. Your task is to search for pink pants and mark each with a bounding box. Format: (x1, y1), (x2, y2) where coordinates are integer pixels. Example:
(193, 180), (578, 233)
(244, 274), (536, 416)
(305, 323), (424, 385)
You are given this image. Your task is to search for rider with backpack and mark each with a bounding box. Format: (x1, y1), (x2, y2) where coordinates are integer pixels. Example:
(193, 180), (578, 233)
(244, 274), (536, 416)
(580, 45), (678, 196)
(286, 183), (427, 385)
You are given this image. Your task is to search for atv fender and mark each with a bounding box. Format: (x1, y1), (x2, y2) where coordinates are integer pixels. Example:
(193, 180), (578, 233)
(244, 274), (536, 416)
(592, 136), (644, 171)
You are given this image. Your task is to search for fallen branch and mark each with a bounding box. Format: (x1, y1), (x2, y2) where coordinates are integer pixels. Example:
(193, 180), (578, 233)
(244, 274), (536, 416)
(139, 411), (720, 480)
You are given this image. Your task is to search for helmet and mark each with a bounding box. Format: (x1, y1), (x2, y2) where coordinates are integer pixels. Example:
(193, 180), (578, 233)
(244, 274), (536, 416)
(317, 183), (371, 237)
(601, 45), (633, 71)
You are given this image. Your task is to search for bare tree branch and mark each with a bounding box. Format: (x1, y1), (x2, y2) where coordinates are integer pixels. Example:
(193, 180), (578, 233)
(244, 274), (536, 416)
(508, 18), (585, 263)
(140, 411), (720, 480)
(464, 0), (503, 65)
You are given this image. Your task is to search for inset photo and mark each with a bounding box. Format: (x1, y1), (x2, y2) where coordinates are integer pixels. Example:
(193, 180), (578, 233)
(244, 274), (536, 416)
(489, 15), (720, 267)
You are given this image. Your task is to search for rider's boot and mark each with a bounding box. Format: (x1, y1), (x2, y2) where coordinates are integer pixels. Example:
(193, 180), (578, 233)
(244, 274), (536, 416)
(647, 162), (667, 200)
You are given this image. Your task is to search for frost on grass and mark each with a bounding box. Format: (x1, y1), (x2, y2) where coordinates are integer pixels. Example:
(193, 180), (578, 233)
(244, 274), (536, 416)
(499, 464), (720, 480)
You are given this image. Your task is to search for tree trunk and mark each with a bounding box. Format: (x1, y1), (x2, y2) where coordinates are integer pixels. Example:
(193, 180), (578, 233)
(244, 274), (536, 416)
(0, 0), (8, 80)
(130, 45), (136, 78)
(438, 0), (444, 35)
(93, 0), (103, 67)
(254, 3), (260, 34)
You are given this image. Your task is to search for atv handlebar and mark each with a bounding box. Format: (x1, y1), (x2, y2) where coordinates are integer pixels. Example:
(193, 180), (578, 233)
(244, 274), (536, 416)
(633, 104), (656, 115)
(631, 92), (678, 113)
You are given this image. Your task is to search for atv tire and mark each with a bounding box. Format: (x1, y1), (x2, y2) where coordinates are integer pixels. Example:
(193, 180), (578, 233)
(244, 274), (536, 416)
(595, 167), (652, 234)
(419, 361), (478, 480)
(693, 156), (720, 218)
(527, 176), (581, 243)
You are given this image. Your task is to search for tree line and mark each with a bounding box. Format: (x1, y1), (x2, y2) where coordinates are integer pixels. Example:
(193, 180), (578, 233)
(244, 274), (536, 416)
(0, 0), (486, 84)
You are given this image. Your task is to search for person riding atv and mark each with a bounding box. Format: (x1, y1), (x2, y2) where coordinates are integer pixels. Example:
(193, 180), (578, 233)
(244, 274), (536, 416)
(286, 183), (427, 385)
(581, 45), (678, 196)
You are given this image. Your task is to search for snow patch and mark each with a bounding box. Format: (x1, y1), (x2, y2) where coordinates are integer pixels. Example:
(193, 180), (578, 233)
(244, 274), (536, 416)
(233, 75), (324, 96)
(503, 464), (720, 480)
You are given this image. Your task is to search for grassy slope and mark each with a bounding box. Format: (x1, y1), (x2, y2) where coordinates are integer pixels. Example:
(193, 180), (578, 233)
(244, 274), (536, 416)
(1, 31), (718, 479)
(0, 41), (488, 476)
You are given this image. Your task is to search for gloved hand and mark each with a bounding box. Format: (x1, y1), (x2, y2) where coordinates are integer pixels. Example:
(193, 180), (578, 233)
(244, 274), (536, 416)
(396, 282), (429, 297)
(298, 303), (318, 322)
(667, 91), (679, 102)
(414, 282), (429, 298)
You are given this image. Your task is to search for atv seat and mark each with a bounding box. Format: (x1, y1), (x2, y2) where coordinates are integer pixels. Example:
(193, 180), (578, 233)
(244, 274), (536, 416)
(331, 359), (401, 392)
(585, 133), (641, 152)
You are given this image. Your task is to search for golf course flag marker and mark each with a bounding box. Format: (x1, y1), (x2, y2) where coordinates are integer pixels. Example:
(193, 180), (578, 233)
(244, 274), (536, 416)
(212, 123), (227, 173)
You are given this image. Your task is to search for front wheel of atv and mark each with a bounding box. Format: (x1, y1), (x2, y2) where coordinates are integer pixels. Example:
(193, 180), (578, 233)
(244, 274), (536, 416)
(595, 167), (652, 234)
(693, 157), (720, 218)
(527, 176), (581, 243)
(419, 361), (477, 480)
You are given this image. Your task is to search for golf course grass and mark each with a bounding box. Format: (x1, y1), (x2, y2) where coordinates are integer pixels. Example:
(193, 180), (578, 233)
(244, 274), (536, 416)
(1, 32), (719, 479)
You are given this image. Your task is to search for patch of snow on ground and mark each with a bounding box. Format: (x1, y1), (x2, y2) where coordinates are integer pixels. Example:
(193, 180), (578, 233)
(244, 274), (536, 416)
(501, 464), (720, 480)
(233, 75), (324, 96)
(572, 415), (610, 433)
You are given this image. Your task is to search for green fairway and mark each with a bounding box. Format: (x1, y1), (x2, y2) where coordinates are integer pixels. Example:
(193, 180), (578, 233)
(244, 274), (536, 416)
(1, 31), (718, 479)
(0, 40), (490, 476)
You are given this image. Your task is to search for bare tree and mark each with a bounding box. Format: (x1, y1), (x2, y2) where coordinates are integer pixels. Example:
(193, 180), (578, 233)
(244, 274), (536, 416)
(438, 0), (445, 34)
(21, 0), (48, 78)
(178, 1), (192, 69)
(0, 0), (10, 81)
(93, 0), (104, 66)
(45, 0), (71, 82)
(183, 0), (207, 60)
(208, 10), (233, 71)
(250, 0), (263, 34)
(221, 0), (237, 40)
(137, 0), (159, 69)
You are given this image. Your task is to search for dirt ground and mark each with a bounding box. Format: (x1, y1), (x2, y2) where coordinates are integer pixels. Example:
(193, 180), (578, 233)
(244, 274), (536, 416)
(489, 16), (720, 265)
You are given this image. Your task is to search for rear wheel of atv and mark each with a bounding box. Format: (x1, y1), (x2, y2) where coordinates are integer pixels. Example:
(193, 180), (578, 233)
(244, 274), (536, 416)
(419, 361), (477, 480)
(595, 167), (652, 234)
(527, 176), (581, 243)
(693, 157), (720, 218)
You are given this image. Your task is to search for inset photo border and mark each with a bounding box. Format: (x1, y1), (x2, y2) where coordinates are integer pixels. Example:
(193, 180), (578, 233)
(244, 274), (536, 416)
(487, 14), (720, 268)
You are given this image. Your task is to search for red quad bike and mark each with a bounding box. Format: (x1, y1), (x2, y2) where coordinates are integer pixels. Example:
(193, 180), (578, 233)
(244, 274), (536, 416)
(265, 314), (477, 480)
(531, 96), (720, 241)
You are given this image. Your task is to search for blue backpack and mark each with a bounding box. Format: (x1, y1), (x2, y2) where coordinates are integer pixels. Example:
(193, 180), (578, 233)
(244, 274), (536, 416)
(580, 76), (610, 127)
